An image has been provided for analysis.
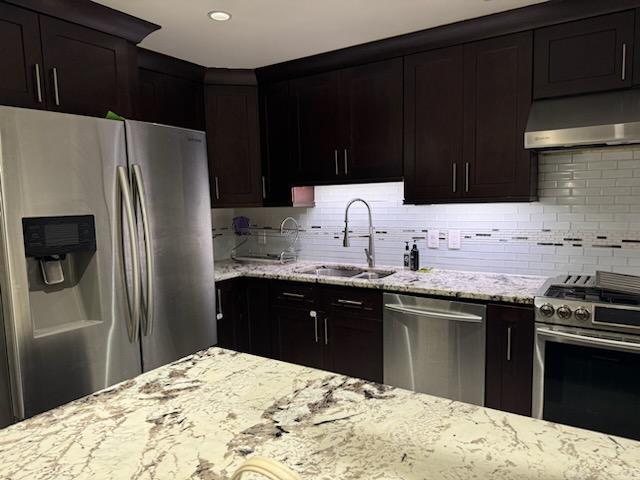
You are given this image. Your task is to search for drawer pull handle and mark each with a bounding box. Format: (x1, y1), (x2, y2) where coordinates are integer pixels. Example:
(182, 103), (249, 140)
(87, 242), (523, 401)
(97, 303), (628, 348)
(282, 292), (304, 299)
(337, 299), (363, 306)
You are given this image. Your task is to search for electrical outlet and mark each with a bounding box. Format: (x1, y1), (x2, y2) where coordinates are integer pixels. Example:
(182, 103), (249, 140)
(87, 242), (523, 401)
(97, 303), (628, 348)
(448, 230), (461, 250)
(427, 229), (440, 249)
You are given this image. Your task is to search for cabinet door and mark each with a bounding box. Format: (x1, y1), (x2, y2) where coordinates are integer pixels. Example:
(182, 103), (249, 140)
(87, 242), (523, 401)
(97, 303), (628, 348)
(404, 46), (464, 203)
(534, 11), (634, 99)
(246, 280), (273, 358)
(290, 71), (340, 183)
(39, 16), (133, 118)
(273, 306), (324, 370)
(326, 314), (382, 382)
(463, 32), (536, 201)
(205, 85), (262, 207)
(0, 4), (45, 109)
(340, 58), (403, 181)
(215, 281), (240, 350)
(485, 304), (534, 416)
(260, 81), (293, 206)
(138, 68), (204, 130)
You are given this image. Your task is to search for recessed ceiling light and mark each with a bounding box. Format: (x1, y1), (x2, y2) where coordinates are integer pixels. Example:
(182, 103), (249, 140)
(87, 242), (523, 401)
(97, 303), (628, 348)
(208, 10), (231, 21)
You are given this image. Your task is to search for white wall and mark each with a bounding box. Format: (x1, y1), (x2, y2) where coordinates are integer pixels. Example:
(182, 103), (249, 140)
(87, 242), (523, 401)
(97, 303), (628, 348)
(212, 146), (640, 276)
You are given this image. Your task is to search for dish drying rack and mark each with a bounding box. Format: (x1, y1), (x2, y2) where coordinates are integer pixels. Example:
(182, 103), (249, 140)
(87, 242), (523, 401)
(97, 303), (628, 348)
(231, 217), (299, 265)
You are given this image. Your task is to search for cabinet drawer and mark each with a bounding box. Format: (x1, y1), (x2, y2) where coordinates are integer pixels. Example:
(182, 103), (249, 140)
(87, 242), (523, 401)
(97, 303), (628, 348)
(322, 287), (382, 318)
(271, 281), (317, 307)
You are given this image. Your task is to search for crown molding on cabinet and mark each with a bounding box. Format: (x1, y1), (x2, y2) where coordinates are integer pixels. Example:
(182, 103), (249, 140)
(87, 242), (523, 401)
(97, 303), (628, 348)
(4, 0), (160, 43)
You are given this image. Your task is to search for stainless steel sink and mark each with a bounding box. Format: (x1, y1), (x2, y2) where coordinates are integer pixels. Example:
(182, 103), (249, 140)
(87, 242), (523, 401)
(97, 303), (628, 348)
(299, 266), (396, 280)
(300, 267), (364, 277)
(352, 270), (395, 280)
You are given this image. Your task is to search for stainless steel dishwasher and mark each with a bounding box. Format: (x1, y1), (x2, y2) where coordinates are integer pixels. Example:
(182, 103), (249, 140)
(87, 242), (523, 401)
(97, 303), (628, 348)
(383, 293), (486, 406)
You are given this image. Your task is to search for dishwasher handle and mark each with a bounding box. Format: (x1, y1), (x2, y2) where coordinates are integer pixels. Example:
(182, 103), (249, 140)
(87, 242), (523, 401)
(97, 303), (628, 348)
(384, 303), (484, 323)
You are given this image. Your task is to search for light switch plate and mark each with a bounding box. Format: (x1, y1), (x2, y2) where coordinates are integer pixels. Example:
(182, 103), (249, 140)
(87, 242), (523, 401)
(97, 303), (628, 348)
(427, 229), (440, 249)
(448, 230), (461, 250)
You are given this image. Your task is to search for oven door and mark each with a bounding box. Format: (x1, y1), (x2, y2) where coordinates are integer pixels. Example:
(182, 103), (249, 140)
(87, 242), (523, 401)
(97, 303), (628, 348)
(533, 324), (640, 440)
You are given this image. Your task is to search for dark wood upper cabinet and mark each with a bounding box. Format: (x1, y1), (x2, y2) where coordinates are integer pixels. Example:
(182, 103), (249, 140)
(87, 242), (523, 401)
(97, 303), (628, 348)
(260, 81), (293, 206)
(205, 85), (262, 207)
(534, 11), (635, 99)
(39, 16), (134, 118)
(463, 32), (536, 201)
(0, 4), (45, 110)
(138, 69), (204, 130)
(485, 304), (535, 417)
(340, 58), (403, 181)
(404, 46), (464, 203)
(290, 71), (341, 183)
(136, 48), (205, 131)
(289, 59), (403, 185)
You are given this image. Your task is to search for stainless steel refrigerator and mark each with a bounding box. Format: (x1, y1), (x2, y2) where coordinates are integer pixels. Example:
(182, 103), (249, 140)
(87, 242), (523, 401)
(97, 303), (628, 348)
(0, 107), (216, 427)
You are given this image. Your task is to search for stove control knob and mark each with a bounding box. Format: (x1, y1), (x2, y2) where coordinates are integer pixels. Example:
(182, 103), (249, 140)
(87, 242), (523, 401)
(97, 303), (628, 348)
(539, 304), (555, 317)
(557, 305), (572, 320)
(574, 307), (590, 322)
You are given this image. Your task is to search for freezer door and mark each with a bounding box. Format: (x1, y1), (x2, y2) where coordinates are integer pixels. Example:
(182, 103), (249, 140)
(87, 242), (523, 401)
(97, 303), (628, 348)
(125, 121), (216, 371)
(0, 107), (142, 420)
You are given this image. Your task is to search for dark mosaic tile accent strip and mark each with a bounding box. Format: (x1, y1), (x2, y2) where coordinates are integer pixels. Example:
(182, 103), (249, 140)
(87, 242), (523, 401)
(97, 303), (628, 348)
(591, 244), (622, 248)
(622, 240), (640, 243)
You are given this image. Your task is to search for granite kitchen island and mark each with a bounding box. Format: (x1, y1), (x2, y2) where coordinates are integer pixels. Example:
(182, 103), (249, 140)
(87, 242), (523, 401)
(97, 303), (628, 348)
(0, 348), (638, 480)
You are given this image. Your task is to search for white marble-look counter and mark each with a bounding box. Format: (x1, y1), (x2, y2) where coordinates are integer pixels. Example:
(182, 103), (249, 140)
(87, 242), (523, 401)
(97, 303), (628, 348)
(215, 260), (547, 305)
(0, 348), (637, 480)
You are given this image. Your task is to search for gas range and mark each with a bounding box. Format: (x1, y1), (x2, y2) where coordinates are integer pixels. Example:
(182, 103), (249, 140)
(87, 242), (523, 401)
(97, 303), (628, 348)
(534, 274), (640, 334)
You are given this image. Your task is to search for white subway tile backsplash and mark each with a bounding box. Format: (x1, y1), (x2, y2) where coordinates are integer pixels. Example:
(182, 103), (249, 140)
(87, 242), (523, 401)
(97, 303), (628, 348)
(212, 145), (640, 277)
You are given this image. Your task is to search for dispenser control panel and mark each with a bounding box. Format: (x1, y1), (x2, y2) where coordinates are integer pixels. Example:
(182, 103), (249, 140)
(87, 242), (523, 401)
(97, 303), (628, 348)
(22, 215), (96, 257)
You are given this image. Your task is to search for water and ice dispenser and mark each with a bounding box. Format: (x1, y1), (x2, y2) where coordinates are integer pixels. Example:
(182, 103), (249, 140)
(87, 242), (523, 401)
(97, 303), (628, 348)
(22, 216), (99, 336)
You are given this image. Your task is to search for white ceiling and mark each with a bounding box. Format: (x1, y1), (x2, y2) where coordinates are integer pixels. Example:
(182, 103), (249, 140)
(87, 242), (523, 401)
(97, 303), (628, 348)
(94, 0), (548, 69)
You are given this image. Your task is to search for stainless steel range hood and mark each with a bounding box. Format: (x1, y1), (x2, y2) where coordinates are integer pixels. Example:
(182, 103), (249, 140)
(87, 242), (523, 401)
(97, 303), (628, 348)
(525, 89), (640, 150)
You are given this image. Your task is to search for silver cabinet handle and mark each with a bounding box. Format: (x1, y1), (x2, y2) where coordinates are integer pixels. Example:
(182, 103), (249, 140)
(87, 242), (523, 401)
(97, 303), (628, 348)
(384, 304), (483, 323)
(117, 166), (141, 343)
(214, 176), (220, 200)
(334, 149), (339, 176)
(506, 326), (512, 362)
(52, 67), (60, 106)
(536, 327), (640, 353)
(310, 311), (318, 343)
(337, 299), (363, 306)
(344, 149), (348, 175)
(282, 292), (304, 299)
(261, 176), (266, 200)
(216, 288), (223, 320)
(452, 163), (457, 193)
(465, 162), (470, 193)
(324, 317), (328, 345)
(34, 64), (43, 103)
(622, 43), (627, 81)
(132, 164), (154, 336)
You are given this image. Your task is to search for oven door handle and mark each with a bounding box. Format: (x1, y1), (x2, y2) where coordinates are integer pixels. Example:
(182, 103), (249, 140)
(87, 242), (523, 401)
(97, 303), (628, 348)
(536, 327), (640, 353)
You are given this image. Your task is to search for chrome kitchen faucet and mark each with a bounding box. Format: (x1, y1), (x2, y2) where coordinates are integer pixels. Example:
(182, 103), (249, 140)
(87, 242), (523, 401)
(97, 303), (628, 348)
(343, 198), (375, 268)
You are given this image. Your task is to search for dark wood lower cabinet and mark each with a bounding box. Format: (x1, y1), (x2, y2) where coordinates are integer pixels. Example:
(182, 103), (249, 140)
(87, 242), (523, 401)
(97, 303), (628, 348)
(215, 279), (250, 352)
(485, 304), (535, 416)
(273, 305), (324, 370)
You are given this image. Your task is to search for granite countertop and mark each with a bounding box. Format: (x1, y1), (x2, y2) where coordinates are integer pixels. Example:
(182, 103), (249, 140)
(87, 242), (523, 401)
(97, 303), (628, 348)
(214, 260), (547, 305)
(1, 348), (637, 480)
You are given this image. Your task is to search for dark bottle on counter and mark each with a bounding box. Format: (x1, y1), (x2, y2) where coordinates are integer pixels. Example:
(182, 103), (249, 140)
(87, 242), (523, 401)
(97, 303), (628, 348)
(410, 241), (420, 271)
(403, 242), (410, 270)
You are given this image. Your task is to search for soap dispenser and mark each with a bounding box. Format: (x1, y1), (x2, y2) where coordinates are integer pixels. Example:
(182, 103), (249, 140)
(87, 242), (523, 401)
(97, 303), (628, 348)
(403, 242), (410, 270)
(410, 241), (420, 271)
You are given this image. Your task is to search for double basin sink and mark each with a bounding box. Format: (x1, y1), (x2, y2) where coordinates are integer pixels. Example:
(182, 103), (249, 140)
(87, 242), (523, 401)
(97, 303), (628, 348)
(298, 265), (396, 280)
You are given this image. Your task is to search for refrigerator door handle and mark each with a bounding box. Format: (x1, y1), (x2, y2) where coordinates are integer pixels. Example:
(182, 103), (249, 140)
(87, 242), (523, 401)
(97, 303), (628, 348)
(132, 164), (154, 337)
(117, 166), (141, 342)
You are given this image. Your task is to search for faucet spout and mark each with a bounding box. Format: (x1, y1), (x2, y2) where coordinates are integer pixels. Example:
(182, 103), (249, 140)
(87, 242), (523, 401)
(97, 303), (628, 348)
(343, 198), (375, 268)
